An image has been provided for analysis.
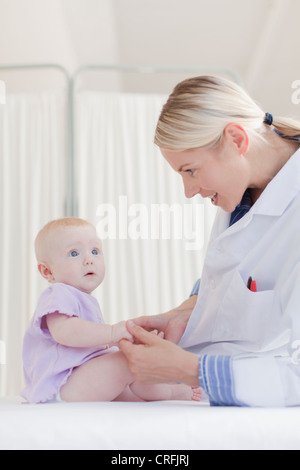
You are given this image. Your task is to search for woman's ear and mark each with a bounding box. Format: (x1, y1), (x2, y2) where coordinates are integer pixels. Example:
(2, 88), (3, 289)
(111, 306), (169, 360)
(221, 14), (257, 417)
(38, 262), (54, 282)
(224, 123), (249, 155)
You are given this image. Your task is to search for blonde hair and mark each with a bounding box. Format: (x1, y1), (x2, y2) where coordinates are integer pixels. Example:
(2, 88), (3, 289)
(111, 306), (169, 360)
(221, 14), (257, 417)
(154, 75), (300, 151)
(35, 217), (94, 262)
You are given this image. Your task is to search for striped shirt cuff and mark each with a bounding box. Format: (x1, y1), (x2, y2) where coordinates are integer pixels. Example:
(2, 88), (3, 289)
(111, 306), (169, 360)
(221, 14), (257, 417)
(190, 279), (200, 297)
(199, 355), (245, 407)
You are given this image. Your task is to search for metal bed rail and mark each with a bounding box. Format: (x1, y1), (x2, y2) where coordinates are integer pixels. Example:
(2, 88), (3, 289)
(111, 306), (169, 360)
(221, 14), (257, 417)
(0, 63), (243, 216)
(0, 64), (74, 215)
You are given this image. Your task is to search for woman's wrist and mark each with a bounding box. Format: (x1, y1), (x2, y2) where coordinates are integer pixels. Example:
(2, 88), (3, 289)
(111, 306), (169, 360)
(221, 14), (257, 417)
(171, 296), (196, 324)
(179, 350), (200, 387)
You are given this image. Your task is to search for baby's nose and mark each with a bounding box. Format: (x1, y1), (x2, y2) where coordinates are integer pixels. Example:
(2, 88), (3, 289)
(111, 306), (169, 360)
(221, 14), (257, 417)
(84, 255), (94, 265)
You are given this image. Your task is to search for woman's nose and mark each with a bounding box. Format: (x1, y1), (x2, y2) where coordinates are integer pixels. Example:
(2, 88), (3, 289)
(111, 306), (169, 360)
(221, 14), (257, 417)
(184, 182), (199, 199)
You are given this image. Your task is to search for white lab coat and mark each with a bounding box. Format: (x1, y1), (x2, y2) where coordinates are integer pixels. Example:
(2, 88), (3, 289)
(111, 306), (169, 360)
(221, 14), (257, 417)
(179, 147), (300, 407)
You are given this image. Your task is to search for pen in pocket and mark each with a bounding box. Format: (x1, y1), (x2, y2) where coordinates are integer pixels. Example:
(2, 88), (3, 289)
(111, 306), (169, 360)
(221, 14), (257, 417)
(247, 276), (257, 292)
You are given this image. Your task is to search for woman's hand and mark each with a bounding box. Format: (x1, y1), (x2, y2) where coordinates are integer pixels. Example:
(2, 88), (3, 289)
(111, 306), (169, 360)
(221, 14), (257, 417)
(132, 295), (197, 344)
(111, 321), (134, 343)
(119, 321), (200, 387)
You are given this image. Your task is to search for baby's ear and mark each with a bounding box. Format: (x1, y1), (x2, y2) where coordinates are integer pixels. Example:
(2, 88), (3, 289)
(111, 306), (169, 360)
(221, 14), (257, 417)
(38, 262), (54, 282)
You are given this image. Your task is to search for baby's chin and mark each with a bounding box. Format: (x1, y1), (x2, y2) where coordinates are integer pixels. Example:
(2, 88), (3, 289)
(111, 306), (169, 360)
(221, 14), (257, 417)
(79, 277), (103, 294)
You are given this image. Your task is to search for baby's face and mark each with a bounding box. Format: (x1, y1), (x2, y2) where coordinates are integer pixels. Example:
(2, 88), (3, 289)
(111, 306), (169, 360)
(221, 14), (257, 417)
(46, 225), (105, 294)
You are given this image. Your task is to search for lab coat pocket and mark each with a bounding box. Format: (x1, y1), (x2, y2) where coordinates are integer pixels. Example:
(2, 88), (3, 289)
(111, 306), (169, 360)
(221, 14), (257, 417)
(212, 270), (275, 345)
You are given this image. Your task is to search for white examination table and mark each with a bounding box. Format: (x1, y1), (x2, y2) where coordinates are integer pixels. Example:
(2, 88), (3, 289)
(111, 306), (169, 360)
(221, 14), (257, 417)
(1, 397), (300, 450)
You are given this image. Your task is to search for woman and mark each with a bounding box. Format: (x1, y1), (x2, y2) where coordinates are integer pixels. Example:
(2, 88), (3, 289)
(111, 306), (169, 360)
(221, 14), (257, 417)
(120, 76), (300, 407)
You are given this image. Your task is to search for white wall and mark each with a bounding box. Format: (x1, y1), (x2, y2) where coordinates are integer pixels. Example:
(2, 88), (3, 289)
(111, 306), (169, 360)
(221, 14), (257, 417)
(0, 0), (119, 91)
(0, 0), (299, 113)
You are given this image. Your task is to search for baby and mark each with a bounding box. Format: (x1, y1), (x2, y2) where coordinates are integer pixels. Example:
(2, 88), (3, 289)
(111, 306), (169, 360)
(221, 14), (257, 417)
(22, 218), (202, 404)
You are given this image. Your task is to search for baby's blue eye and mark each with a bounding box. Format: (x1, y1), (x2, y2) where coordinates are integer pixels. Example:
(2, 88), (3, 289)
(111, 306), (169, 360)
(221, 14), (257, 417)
(70, 250), (79, 257)
(91, 249), (99, 255)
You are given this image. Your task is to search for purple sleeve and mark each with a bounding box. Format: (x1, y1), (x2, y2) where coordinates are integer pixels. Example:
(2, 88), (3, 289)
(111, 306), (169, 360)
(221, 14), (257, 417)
(32, 284), (80, 337)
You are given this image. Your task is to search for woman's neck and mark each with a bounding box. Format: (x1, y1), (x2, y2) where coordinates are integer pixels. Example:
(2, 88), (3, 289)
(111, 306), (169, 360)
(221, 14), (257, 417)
(248, 132), (300, 204)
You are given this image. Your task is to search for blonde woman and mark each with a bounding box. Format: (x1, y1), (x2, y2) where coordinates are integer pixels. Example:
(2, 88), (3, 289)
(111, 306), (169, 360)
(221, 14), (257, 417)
(120, 75), (300, 407)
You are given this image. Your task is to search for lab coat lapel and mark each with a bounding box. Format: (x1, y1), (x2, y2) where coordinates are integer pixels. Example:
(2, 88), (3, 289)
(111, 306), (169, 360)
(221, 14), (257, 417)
(211, 148), (300, 244)
(252, 147), (300, 217)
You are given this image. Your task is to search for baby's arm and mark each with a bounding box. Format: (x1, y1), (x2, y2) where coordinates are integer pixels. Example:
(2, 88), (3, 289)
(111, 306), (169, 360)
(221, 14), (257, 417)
(46, 313), (132, 348)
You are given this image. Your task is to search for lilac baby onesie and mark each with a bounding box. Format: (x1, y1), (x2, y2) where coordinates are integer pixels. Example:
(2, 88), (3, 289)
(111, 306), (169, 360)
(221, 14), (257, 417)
(22, 283), (118, 403)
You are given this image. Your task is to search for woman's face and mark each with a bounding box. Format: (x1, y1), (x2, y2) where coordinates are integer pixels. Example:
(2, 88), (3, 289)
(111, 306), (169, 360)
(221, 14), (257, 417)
(161, 129), (251, 213)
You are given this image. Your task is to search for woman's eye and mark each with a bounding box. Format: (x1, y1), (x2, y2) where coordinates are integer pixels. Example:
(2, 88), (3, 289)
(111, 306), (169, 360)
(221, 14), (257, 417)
(185, 169), (196, 176)
(70, 250), (79, 257)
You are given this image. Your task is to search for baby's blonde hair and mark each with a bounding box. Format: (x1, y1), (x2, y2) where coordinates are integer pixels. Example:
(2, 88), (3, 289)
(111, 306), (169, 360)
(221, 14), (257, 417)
(35, 217), (94, 262)
(154, 75), (300, 151)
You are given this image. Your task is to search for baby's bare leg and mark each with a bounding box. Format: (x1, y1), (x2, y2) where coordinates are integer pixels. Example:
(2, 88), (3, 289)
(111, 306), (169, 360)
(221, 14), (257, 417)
(60, 351), (133, 402)
(130, 382), (202, 402)
(60, 350), (202, 403)
(114, 385), (145, 402)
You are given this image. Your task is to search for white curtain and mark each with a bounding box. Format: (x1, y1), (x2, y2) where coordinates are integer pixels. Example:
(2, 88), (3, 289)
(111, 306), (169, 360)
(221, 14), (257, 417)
(75, 92), (217, 324)
(0, 89), (217, 397)
(0, 92), (66, 396)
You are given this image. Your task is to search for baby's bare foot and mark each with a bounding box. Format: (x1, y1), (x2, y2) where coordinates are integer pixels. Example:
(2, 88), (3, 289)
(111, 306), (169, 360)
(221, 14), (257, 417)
(171, 384), (202, 401)
(191, 386), (202, 402)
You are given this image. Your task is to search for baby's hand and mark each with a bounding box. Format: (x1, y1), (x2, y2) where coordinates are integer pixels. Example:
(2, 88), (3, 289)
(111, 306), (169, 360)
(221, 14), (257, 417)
(150, 329), (165, 339)
(111, 321), (134, 344)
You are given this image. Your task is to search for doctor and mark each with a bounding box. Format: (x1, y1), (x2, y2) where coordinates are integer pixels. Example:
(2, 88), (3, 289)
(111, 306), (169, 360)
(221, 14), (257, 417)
(120, 76), (300, 407)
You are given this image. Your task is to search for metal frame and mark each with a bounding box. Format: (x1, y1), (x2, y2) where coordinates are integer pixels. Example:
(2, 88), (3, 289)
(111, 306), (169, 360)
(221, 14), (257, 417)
(0, 63), (243, 216)
(72, 63), (243, 85)
(0, 64), (74, 215)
